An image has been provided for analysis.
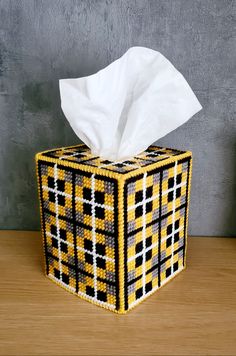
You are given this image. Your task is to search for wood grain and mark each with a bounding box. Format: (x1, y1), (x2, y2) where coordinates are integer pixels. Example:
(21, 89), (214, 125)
(0, 231), (235, 355)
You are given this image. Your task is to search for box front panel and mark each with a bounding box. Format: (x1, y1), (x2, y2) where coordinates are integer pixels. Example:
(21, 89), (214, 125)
(37, 160), (119, 311)
(124, 157), (192, 310)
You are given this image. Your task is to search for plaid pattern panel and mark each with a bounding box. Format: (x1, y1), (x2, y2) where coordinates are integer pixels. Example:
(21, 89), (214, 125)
(37, 161), (119, 311)
(36, 144), (192, 313)
(123, 158), (191, 310)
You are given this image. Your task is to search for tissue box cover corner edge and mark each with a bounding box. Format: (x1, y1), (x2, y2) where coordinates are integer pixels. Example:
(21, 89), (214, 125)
(35, 144), (192, 313)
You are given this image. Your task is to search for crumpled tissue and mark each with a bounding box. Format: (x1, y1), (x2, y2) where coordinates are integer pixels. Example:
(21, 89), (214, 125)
(59, 47), (202, 160)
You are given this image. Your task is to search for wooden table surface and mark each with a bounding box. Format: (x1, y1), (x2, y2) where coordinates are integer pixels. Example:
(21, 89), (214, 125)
(0, 231), (235, 356)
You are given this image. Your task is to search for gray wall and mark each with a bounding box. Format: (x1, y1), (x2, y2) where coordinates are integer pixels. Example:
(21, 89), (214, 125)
(0, 0), (235, 235)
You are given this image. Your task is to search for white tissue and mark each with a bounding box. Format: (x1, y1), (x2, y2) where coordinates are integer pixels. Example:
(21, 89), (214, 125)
(59, 47), (202, 160)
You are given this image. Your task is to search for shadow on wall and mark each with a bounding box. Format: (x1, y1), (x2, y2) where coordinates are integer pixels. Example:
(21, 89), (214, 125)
(6, 79), (78, 230)
(22, 82), (54, 113)
(23, 81), (59, 230)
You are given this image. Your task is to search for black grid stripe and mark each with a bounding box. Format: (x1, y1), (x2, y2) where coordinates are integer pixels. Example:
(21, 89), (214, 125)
(38, 161), (50, 275)
(124, 184), (129, 311)
(72, 171), (79, 293)
(113, 179), (119, 310)
(183, 159), (191, 266)
(157, 169), (163, 287)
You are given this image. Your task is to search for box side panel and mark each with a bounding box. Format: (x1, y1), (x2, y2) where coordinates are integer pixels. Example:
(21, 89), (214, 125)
(123, 155), (192, 311)
(35, 157), (50, 276)
(36, 157), (120, 312)
(183, 156), (192, 266)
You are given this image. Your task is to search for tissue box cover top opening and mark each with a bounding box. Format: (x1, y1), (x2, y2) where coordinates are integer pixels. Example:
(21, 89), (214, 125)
(36, 144), (192, 313)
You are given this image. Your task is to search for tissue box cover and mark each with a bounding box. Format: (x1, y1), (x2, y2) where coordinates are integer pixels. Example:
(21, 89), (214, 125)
(36, 144), (192, 313)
